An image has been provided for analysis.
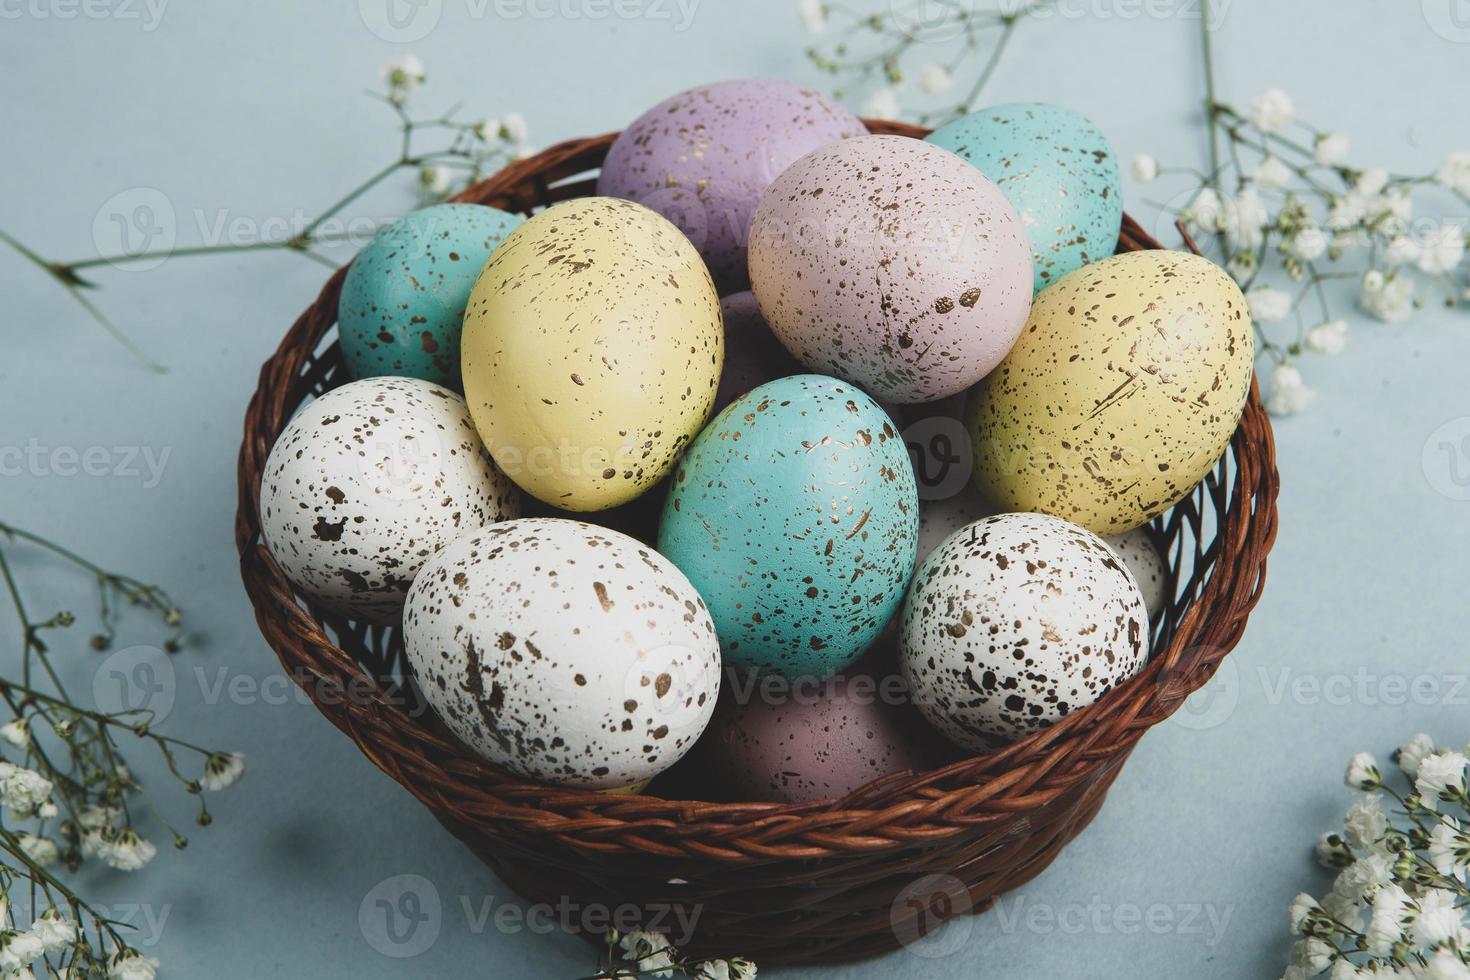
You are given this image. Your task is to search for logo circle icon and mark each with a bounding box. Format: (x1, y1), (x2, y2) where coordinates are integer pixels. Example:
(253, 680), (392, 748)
(902, 414), (973, 502)
(1422, 0), (1470, 43)
(1422, 416), (1470, 501)
(359, 0), (444, 43)
(359, 874), (442, 958)
(92, 645), (177, 723)
(91, 188), (176, 272)
(890, 872), (974, 958)
(888, 0), (974, 43)
(1166, 654), (1239, 732)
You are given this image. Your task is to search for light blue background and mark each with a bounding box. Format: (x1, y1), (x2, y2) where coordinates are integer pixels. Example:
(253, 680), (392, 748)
(3, 2), (1468, 977)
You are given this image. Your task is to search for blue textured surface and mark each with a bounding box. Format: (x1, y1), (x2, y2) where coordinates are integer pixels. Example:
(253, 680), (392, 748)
(4, 3), (1470, 977)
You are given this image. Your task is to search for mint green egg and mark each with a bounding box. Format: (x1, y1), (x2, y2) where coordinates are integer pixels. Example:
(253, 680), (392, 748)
(657, 375), (919, 678)
(927, 102), (1122, 292)
(338, 203), (522, 389)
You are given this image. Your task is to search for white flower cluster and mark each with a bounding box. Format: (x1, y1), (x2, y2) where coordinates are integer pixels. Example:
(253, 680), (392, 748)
(1285, 735), (1470, 978)
(602, 930), (755, 979)
(0, 903), (78, 979)
(1134, 86), (1470, 416)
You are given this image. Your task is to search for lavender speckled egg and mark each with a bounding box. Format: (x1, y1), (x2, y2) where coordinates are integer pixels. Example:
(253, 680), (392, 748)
(927, 103), (1123, 292)
(1105, 526), (1169, 624)
(402, 518), (722, 790)
(597, 78), (866, 292)
(966, 250), (1254, 535)
(900, 512), (1148, 749)
(258, 377), (520, 624)
(713, 291), (801, 413)
(338, 204), (522, 389)
(702, 668), (930, 803)
(658, 375), (919, 678)
(747, 135), (1033, 404)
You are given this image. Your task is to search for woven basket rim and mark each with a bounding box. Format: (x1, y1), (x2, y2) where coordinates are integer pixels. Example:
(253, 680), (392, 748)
(235, 118), (1280, 862)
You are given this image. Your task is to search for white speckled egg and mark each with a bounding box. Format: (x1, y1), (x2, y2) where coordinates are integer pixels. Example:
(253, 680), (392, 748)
(900, 512), (1148, 749)
(402, 518), (722, 790)
(258, 377), (519, 623)
(1105, 526), (1169, 624)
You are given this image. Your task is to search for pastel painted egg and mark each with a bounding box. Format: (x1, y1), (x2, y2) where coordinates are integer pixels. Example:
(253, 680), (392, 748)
(713, 291), (801, 413)
(658, 375), (919, 678)
(967, 250), (1254, 535)
(1106, 526), (1169, 624)
(748, 135), (1033, 403)
(338, 204), (522, 389)
(402, 518), (722, 790)
(702, 667), (930, 803)
(258, 377), (519, 624)
(461, 198), (723, 512)
(900, 512), (1149, 749)
(598, 78), (866, 292)
(927, 103), (1123, 292)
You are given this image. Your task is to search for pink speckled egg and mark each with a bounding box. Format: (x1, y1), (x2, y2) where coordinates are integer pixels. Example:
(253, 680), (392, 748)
(702, 668), (930, 803)
(748, 135), (1033, 404)
(597, 79), (867, 293)
(713, 291), (802, 413)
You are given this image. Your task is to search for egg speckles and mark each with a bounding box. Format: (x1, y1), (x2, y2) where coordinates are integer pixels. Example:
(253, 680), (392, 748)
(927, 103), (1123, 292)
(598, 78), (866, 292)
(900, 512), (1148, 749)
(461, 197), (723, 512)
(258, 377), (520, 624)
(748, 135), (1033, 404)
(338, 204), (522, 389)
(402, 518), (721, 790)
(967, 250), (1255, 535)
(658, 375), (919, 678)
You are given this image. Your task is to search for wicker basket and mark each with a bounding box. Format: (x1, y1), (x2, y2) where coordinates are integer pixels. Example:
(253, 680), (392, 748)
(235, 119), (1280, 966)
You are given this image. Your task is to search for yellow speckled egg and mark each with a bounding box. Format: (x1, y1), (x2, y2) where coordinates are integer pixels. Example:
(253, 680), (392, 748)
(461, 197), (723, 511)
(967, 250), (1254, 535)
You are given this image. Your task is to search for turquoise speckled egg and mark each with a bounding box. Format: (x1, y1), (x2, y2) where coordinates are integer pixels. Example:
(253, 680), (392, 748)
(926, 102), (1122, 292)
(658, 375), (919, 678)
(338, 203), (522, 389)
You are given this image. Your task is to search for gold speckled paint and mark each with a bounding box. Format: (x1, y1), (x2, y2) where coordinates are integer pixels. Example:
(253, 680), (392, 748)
(967, 250), (1254, 535)
(461, 197), (724, 511)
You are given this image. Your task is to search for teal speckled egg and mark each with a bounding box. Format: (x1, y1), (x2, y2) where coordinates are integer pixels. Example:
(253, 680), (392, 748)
(338, 203), (522, 389)
(658, 375), (919, 678)
(926, 102), (1122, 292)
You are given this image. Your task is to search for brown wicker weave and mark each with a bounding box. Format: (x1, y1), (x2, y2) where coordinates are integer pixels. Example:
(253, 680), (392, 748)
(235, 120), (1280, 966)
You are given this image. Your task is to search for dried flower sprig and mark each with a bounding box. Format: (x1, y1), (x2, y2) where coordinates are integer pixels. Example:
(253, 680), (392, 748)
(0, 520), (244, 977)
(0, 56), (531, 372)
(1283, 734), (1470, 978)
(578, 929), (756, 980)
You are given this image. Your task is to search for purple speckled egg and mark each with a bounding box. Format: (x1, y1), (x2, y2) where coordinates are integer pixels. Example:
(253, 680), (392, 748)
(597, 79), (867, 293)
(703, 667), (930, 803)
(748, 135), (1033, 404)
(713, 291), (802, 413)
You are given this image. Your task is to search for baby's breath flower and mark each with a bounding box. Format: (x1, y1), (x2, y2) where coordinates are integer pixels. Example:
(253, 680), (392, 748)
(917, 64), (952, 95)
(1315, 133), (1350, 166)
(472, 118), (500, 142)
(1317, 831), (1355, 869)
(1397, 735), (1438, 777)
(1347, 753), (1383, 791)
(1416, 752), (1468, 811)
(200, 752), (246, 792)
(1365, 882), (1409, 954)
(1286, 226), (1327, 262)
(501, 112), (529, 145)
(1428, 816), (1470, 879)
(1254, 156), (1292, 189)
(862, 87), (898, 120)
(1412, 888), (1464, 947)
(698, 962), (732, 980)
(798, 0), (825, 34)
(1359, 269), (1415, 323)
(1267, 362), (1316, 416)
(1249, 87), (1295, 133)
(93, 829), (157, 872)
(1435, 151), (1470, 196)
(1289, 893), (1321, 935)
(1416, 225), (1466, 276)
(1345, 795), (1388, 851)
(0, 719), (29, 748)
(106, 949), (160, 980)
(1383, 236), (1420, 267)
(16, 833), (59, 868)
(1289, 936), (1333, 973)
(1306, 320), (1348, 355)
(419, 165), (451, 198)
(1417, 950), (1470, 980)
(1132, 155), (1159, 183)
(0, 763), (53, 818)
(0, 928), (45, 971)
(381, 54), (425, 99)
(1355, 168), (1389, 197)
(29, 909), (74, 955)
(729, 958), (757, 979)
(1247, 286), (1293, 323)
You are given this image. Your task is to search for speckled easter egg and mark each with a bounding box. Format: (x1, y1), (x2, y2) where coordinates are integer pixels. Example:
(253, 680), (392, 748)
(748, 135), (1033, 403)
(1106, 526), (1169, 624)
(713, 291), (802, 413)
(702, 668), (929, 803)
(900, 512), (1148, 749)
(461, 197), (723, 512)
(338, 204), (522, 389)
(967, 250), (1254, 535)
(597, 78), (867, 292)
(927, 103), (1123, 292)
(658, 375), (919, 677)
(402, 518), (721, 790)
(258, 377), (519, 623)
